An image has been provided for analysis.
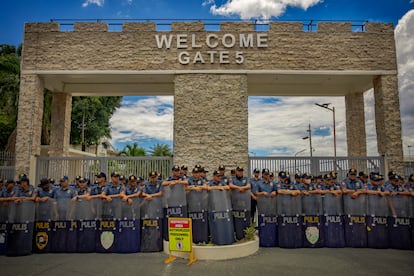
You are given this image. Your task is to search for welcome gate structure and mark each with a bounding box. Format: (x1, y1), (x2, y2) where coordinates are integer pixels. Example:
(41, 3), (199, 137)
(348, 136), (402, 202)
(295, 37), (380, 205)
(15, 19), (403, 181)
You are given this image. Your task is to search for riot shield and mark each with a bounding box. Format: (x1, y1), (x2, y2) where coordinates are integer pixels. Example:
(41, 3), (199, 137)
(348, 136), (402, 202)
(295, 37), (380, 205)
(33, 200), (55, 253)
(388, 195), (411, 250)
(163, 184), (187, 241)
(256, 195), (277, 247)
(0, 202), (8, 254)
(187, 190), (208, 243)
(277, 194), (302, 248)
(343, 194), (367, 248)
(75, 198), (96, 253)
(322, 193), (345, 248)
(302, 194), (324, 248)
(96, 198), (122, 253)
(231, 190), (251, 240)
(366, 194), (389, 248)
(50, 198), (74, 253)
(117, 198), (141, 253)
(208, 190), (234, 245)
(6, 201), (35, 256)
(141, 196), (163, 252)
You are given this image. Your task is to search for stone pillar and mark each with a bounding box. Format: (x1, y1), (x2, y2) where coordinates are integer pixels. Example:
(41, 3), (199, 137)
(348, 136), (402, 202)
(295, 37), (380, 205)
(48, 92), (72, 156)
(173, 74), (248, 174)
(345, 92), (367, 157)
(373, 75), (404, 173)
(14, 74), (44, 181)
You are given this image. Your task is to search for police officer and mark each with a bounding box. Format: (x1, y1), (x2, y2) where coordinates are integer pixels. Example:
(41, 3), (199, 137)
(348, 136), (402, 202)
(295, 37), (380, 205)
(143, 171), (163, 200)
(73, 177), (91, 202)
(199, 167), (209, 181)
(366, 173), (389, 196)
(358, 171), (369, 187)
(187, 167), (207, 192)
(89, 172), (107, 199)
(14, 176), (35, 203)
(320, 173), (342, 196)
(119, 175), (127, 186)
(54, 176), (76, 200)
(123, 175), (142, 206)
(255, 168), (277, 198)
(0, 179), (16, 202)
(277, 171), (300, 196)
(208, 170), (230, 191)
(218, 165), (229, 183)
(293, 173), (301, 186)
(229, 166), (251, 192)
(35, 177), (55, 202)
(297, 173), (314, 193)
(385, 174), (410, 195)
(180, 165), (189, 179)
(102, 172), (125, 202)
(405, 174), (414, 193)
(342, 168), (366, 199)
(250, 168), (261, 223)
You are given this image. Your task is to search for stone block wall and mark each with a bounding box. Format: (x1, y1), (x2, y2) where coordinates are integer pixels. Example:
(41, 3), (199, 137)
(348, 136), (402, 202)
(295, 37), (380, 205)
(345, 92), (367, 157)
(173, 74), (248, 173)
(48, 93), (72, 156)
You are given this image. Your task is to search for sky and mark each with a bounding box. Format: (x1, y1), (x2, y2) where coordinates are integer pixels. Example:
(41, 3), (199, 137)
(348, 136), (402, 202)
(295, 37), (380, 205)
(1, 0), (413, 157)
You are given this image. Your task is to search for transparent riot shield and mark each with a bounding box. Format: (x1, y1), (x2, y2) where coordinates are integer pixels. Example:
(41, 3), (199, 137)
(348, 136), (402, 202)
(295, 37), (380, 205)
(208, 190), (234, 245)
(231, 190), (252, 240)
(277, 194), (302, 248)
(256, 195), (277, 247)
(74, 198), (96, 253)
(6, 201), (35, 256)
(33, 200), (55, 253)
(322, 193), (345, 248)
(388, 195), (411, 249)
(96, 198), (122, 253)
(187, 189), (208, 243)
(141, 196), (163, 252)
(302, 194), (324, 248)
(117, 198), (141, 253)
(366, 194), (389, 248)
(0, 202), (9, 254)
(163, 184), (187, 241)
(343, 193), (367, 248)
(50, 198), (74, 253)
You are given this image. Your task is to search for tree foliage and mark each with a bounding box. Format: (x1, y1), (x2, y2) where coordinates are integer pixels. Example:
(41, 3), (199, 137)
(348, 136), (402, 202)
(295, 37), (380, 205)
(119, 142), (146, 156)
(149, 143), (172, 156)
(70, 96), (122, 147)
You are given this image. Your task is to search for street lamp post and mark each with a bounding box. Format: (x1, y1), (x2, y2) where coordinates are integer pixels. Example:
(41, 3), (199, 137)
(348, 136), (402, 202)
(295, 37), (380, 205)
(408, 145), (412, 157)
(315, 103), (337, 173)
(302, 123), (313, 157)
(294, 149), (306, 173)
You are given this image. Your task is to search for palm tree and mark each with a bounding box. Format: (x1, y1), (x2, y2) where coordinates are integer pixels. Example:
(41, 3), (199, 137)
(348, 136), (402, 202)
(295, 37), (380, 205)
(119, 142), (146, 156)
(149, 143), (172, 157)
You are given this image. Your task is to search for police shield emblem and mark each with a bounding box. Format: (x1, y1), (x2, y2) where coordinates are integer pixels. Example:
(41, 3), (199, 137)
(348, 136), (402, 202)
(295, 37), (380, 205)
(305, 226), (319, 245)
(36, 232), (49, 250)
(100, 231), (114, 249)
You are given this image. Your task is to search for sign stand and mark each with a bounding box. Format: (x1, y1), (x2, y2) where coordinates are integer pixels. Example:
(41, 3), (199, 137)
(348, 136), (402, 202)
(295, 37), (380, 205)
(164, 218), (197, 266)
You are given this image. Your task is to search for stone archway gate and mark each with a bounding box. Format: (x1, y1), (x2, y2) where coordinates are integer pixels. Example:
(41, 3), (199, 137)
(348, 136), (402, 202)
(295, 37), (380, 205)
(16, 20), (403, 181)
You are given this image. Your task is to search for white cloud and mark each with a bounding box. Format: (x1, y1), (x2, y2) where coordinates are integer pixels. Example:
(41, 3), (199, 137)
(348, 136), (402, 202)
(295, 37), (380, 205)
(110, 96), (173, 146)
(395, 9), (414, 155)
(205, 0), (323, 19)
(82, 0), (105, 8)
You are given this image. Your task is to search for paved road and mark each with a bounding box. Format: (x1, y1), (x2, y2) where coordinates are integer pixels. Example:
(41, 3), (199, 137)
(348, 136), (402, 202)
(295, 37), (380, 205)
(1, 248), (414, 276)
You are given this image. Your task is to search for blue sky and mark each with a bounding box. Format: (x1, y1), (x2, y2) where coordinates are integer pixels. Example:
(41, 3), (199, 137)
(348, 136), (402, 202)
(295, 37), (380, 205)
(1, 0), (413, 156)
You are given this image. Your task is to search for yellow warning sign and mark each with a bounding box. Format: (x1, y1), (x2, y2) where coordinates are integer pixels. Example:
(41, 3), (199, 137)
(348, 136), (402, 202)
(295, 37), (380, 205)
(168, 218), (192, 252)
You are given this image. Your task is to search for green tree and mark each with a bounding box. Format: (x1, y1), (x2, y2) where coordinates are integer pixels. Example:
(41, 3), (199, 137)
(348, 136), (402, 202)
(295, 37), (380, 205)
(70, 96), (122, 150)
(0, 44), (20, 150)
(119, 142), (146, 156)
(149, 143), (172, 157)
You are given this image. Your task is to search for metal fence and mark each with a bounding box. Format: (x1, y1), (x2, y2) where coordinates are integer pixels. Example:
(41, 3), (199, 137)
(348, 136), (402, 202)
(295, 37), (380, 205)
(36, 156), (173, 183)
(249, 156), (385, 180)
(0, 151), (15, 180)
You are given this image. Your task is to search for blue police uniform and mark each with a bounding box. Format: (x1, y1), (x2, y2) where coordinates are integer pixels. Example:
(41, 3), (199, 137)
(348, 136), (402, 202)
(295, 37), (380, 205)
(366, 182), (385, 192)
(279, 181), (297, 190)
(250, 177), (261, 194)
(15, 186), (35, 197)
(125, 185), (141, 196)
(342, 177), (364, 190)
(103, 183), (124, 195)
(143, 180), (162, 194)
(0, 188), (16, 198)
(75, 187), (91, 196)
(36, 187), (55, 198)
(257, 180), (277, 193)
(208, 178), (228, 186)
(167, 175), (185, 181)
(54, 187), (76, 199)
(90, 183), (106, 196)
(385, 183), (406, 193)
(297, 183), (316, 191)
(187, 177), (205, 186)
(231, 176), (249, 187)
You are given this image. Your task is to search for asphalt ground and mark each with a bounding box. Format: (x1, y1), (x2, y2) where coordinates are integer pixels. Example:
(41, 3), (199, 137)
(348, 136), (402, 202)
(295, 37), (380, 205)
(1, 247), (414, 276)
